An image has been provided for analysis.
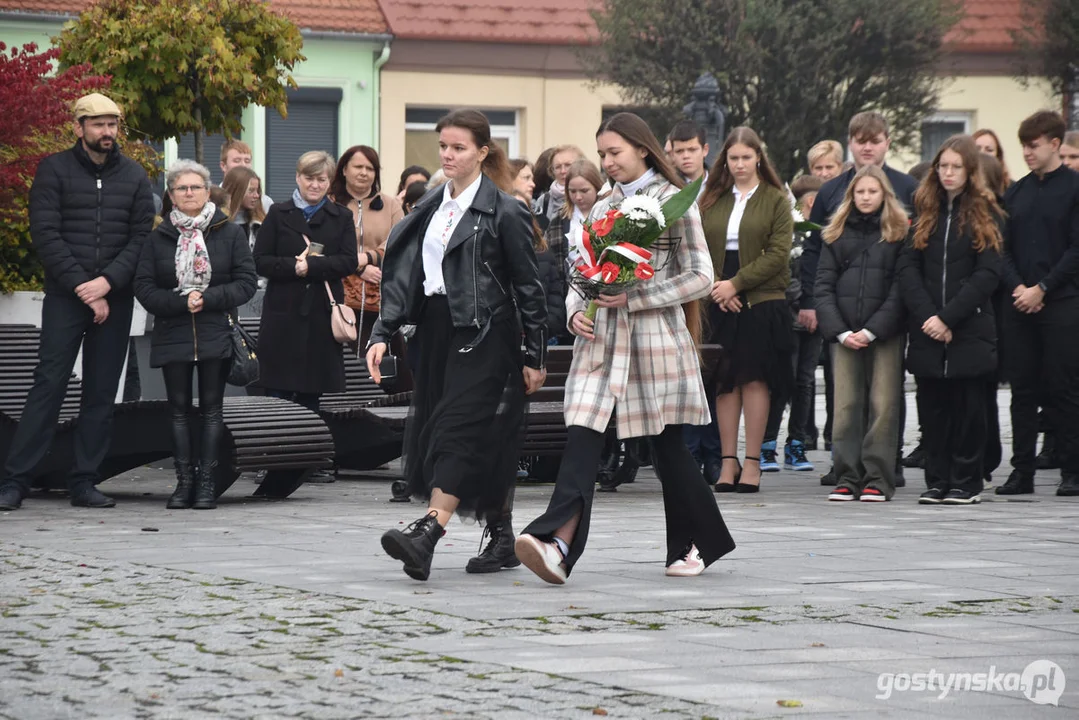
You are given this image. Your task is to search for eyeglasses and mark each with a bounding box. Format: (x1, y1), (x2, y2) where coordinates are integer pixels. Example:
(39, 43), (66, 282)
(173, 185), (206, 194)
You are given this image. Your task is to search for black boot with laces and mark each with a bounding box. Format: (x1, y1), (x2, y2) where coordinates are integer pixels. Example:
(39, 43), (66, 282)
(465, 517), (521, 574)
(381, 511), (445, 581)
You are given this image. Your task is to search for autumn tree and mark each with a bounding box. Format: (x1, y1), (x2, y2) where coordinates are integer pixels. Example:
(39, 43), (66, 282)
(58, 0), (305, 164)
(583, 0), (963, 179)
(1014, 0), (1079, 126)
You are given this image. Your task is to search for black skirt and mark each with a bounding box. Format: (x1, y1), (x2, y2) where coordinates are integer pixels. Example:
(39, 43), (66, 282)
(709, 250), (793, 397)
(401, 295), (525, 520)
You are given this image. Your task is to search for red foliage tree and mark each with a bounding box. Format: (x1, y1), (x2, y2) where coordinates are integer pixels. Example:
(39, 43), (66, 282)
(0, 43), (109, 291)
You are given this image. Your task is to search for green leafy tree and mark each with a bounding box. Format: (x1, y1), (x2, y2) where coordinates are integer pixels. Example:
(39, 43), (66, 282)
(58, 0), (305, 164)
(1013, 0), (1079, 125)
(583, 0), (963, 179)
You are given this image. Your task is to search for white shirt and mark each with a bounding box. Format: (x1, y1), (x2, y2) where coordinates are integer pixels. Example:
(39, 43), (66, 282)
(726, 183), (759, 251)
(422, 174), (482, 296)
(615, 168), (657, 198)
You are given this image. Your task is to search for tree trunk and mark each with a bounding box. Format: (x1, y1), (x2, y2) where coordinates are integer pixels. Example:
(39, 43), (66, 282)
(193, 106), (204, 165)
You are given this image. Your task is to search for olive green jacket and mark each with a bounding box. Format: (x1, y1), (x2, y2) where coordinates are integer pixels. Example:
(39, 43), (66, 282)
(701, 183), (793, 306)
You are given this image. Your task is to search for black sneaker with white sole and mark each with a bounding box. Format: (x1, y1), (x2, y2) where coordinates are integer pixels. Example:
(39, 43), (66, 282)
(941, 489), (981, 505)
(918, 488), (945, 504)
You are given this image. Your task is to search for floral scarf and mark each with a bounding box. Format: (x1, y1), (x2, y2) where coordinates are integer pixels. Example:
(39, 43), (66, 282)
(171, 202), (215, 296)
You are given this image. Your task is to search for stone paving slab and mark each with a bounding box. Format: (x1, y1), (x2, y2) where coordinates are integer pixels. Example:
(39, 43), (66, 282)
(2, 391), (1078, 718)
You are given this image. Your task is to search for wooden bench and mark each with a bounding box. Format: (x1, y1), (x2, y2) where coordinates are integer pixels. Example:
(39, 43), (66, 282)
(1, 324), (333, 500)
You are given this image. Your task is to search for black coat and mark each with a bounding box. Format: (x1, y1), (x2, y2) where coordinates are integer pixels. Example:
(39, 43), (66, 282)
(252, 199), (358, 395)
(371, 174), (548, 368)
(134, 209), (257, 367)
(800, 164), (918, 309)
(535, 248), (567, 340)
(897, 196), (1003, 379)
(29, 142), (155, 296)
(814, 210), (905, 342)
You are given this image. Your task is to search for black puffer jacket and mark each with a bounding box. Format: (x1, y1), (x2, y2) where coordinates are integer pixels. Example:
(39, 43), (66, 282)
(29, 142), (155, 296)
(371, 174), (548, 368)
(535, 248), (567, 342)
(814, 210), (905, 342)
(897, 196), (1003, 379)
(134, 209), (257, 368)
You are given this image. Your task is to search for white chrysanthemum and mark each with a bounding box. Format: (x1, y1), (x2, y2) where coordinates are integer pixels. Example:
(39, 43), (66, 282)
(619, 195), (665, 227)
(790, 245), (804, 259)
(792, 208), (806, 223)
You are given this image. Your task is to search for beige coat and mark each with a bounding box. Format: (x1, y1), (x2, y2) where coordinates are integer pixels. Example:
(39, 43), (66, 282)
(563, 177), (713, 438)
(342, 192), (404, 311)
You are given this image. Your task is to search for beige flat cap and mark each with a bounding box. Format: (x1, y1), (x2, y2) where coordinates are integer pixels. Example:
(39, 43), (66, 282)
(73, 93), (123, 120)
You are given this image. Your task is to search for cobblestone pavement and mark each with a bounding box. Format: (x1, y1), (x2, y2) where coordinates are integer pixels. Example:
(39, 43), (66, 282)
(2, 392), (1078, 719)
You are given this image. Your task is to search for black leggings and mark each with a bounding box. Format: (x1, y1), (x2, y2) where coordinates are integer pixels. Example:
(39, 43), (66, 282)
(162, 359), (229, 469)
(521, 425), (736, 576)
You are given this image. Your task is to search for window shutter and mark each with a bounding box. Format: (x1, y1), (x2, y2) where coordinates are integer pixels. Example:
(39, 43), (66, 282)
(175, 133), (229, 184)
(265, 88), (342, 203)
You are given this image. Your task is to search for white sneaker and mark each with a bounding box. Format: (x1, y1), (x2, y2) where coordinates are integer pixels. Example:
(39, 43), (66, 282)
(666, 544), (705, 577)
(514, 534), (567, 585)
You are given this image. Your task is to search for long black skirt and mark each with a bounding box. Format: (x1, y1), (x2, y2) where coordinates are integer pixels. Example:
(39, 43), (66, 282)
(708, 249), (793, 396)
(402, 295), (525, 521)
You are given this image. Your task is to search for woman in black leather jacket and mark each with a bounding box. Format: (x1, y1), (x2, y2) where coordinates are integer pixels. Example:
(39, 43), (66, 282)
(366, 109), (548, 581)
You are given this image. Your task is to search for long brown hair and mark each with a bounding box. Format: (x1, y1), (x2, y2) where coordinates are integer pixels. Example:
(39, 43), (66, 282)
(221, 166), (265, 224)
(435, 109), (513, 193)
(913, 135), (1003, 253)
(559, 158), (605, 220)
(822, 165), (909, 244)
(972, 128), (1011, 187)
(595, 113), (685, 189)
(594, 113), (700, 342)
(699, 127), (785, 212)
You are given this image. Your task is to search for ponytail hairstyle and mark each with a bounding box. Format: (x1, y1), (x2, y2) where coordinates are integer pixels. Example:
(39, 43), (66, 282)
(594, 112), (702, 344)
(435, 109), (513, 193)
(822, 165), (908, 244)
(700, 126), (784, 212)
(913, 134), (1003, 253)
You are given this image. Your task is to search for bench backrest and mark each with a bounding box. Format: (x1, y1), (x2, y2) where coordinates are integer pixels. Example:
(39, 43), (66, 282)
(0, 325), (83, 422)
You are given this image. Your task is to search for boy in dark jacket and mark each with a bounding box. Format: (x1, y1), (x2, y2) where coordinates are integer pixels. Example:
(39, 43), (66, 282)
(0, 93), (155, 512)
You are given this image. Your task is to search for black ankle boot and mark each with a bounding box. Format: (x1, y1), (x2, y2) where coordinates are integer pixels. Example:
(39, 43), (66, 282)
(995, 470), (1034, 495)
(1036, 434), (1059, 470)
(466, 517), (521, 574)
(1057, 475), (1079, 497)
(166, 462), (196, 509)
(381, 511), (444, 581)
(192, 462), (218, 510)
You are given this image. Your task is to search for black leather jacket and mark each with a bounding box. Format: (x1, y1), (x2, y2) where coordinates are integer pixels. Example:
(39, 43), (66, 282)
(370, 174), (548, 369)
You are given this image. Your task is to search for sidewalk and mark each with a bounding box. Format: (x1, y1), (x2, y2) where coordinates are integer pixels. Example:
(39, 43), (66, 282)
(1, 392), (1077, 719)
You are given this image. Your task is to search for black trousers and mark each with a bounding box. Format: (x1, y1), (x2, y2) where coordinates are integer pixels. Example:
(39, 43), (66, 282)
(1004, 298), (1079, 476)
(916, 377), (988, 495)
(2, 292), (134, 494)
(521, 425), (736, 576)
(161, 359), (229, 470)
(765, 329), (822, 444)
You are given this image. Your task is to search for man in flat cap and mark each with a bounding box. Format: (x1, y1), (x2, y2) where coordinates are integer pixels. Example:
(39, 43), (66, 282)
(0, 92), (155, 511)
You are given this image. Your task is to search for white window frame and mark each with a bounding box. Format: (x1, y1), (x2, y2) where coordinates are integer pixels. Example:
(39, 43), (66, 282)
(922, 112), (973, 134)
(405, 109), (520, 158)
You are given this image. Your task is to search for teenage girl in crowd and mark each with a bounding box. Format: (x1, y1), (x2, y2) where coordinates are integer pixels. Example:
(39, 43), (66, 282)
(815, 165), (908, 502)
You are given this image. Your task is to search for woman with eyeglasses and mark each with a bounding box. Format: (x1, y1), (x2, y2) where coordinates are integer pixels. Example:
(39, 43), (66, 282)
(134, 159), (257, 509)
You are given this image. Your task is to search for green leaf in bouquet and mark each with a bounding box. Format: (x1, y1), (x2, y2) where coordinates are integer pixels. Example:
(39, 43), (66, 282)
(659, 176), (704, 231)
(794, 220), (821, 232)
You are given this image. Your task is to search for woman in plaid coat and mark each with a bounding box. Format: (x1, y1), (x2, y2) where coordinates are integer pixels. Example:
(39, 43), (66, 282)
(516, 113), (736, 585)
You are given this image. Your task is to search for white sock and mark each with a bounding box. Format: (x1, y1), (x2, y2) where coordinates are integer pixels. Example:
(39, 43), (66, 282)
(552, 537), (569, 558)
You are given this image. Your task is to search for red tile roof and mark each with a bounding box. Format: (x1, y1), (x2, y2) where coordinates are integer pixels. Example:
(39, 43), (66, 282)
(0, 0), (390, 35)
(946, 0), (1022, 52)
(378, 0), (597, 45)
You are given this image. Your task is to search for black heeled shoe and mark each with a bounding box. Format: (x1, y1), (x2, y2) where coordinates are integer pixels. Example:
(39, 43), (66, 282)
(736, 457), (761, 493)
(714, 456), (742, 493)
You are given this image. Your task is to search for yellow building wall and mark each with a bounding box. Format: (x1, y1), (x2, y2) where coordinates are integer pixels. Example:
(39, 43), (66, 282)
(895, 75), (1057, 176)
(379, 70), (624, 181)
